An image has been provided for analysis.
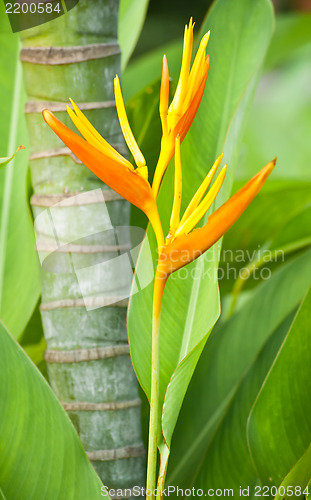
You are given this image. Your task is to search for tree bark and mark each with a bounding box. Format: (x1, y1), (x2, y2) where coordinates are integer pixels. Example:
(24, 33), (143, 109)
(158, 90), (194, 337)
(20, 1), (145, 495)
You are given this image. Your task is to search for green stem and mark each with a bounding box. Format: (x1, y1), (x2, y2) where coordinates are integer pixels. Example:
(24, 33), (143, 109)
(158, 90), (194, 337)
(156, 445), (170, 499)
(146, 268), (167, 498)
(229, 237), (311, 316)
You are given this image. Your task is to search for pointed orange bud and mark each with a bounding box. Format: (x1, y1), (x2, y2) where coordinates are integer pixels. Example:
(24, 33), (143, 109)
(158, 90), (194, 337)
(158, 160), (276, 277)
(175, 56), (209, 142)
(160, 55), (170, 138)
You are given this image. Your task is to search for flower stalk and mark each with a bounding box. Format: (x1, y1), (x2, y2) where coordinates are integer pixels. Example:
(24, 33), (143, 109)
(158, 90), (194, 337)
(147, 269), (167, 498)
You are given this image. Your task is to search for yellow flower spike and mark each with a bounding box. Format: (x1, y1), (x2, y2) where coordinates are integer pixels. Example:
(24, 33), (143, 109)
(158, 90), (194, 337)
(152, 21), (210, 197)
(180, 152), (224, 225)
(175, 165), (227, 237)
(160, 55), (169, 138)
(114, 75), (147, 169)
(168, 136), (183, 239)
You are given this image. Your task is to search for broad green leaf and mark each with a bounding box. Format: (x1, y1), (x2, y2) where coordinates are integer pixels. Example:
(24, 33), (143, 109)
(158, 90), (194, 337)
(128, 0), (274, 471)
(126, 79), (162, 175)
(0, 320), (105, 499)
(219, 194), (311, 298)
(0, 1), (11, 33)
(23, 336), (46, 367)
(0, 34), (40, 338)
(123, 38), (182, 100)
(238, 54), (311, 182)
(119, 0), (150, 71)
(20, 302), (47, 376)
(265, 13), (311, 69)
(247, 287), (311, 488)
(221, 33), (311, 295)
(269, 203), (311, 251)
(0, 145), (25, 170)
(221, 181), (311, 256)
(20, 300), (44, 346)
(194, 312), (294, 497)
(274, 443), (311, 500)
(166, 248), (311, 488)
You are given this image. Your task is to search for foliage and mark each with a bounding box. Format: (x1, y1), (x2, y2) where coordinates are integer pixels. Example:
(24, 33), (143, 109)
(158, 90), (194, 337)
(119, 0), (150, 71)
(0, 32), (40, 339)
(0, 320), (104, 499)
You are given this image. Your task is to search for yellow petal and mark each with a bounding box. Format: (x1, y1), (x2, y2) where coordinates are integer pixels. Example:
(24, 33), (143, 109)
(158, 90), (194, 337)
(168, 18), (194, 121)
(180, 152), (224, 225)
(183, 31), (210, 113)
(67, 105), (132, 168)
(68, 99), (128, 165)
(169, 136), (183, 233)
(114, 75), (146, 169)
(176, 165), (227, 236)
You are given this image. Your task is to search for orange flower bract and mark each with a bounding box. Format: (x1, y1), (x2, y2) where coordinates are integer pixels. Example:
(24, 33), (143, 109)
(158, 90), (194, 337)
(42, 109), (164, 248)
(157, 160), (276, 278)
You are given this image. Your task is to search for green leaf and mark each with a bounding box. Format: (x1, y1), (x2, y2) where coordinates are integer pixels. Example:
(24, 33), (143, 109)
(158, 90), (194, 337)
(20, 300), (44, 346)
(128, 0), (274, 471)
(118, 0), (150, 71)
(265, 13), (311, 70)
(238, 53), (311, 182)
(219, 191), (311, 300)
(21, 302), (47, 376)
(274, 443), (311, 500)
(126, 79), (162, 175)
(0, 320), (105, 499)
(221, 181), (311, 255)
(0, 145), (25, 170)
(247, 287), (311, 488)
(194, 312), (294, 497)
(269, 203), (311, 251)
(123, 38), (182, 100)
(0, 34), (40, 338)
(166, 248), (311, 488)
(23, 336), (46, 367)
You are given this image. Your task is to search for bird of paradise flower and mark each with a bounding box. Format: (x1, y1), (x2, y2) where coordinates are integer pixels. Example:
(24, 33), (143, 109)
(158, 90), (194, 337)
(43, 18), (275, 498)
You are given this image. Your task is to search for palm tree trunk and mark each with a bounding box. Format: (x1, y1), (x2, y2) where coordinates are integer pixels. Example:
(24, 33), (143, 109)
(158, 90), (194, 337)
(20, 0), (145, 494)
